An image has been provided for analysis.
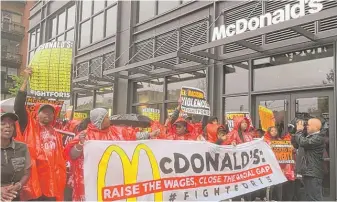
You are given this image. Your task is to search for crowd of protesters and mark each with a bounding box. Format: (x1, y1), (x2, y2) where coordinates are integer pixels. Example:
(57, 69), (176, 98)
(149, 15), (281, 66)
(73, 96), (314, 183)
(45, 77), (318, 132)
(1, 68), (327, 201)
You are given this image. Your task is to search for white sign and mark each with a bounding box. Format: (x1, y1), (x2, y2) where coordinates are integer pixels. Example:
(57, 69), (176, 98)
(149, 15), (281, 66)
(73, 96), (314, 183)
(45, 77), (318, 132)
(212, 0), (323, 41)
(84, 139), (286, 201)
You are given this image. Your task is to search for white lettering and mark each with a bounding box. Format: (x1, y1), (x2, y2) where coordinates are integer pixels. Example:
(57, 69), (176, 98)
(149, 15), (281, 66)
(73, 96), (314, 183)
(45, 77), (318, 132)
(212, 0), (323, 41)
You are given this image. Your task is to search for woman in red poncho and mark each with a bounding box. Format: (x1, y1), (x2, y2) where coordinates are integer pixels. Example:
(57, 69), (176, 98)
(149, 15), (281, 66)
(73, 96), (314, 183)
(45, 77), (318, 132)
(224, 117), (253, 146)
(64, 108), (121, 201)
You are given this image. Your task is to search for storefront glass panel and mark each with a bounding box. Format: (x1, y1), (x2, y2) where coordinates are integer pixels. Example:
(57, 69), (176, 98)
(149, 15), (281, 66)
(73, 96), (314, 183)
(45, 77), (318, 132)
(253, 45), (334, 91)
(134, 79), (164, 103)
(167, 73), (206, 101)
(224, 61), (249, 94)
(223, 96), (249, 125)
(76, 91), (94, 110)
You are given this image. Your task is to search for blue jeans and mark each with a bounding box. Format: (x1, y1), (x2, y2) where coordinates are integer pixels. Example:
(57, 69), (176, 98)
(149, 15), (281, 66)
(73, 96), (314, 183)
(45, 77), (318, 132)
(303, 176), (323, 201)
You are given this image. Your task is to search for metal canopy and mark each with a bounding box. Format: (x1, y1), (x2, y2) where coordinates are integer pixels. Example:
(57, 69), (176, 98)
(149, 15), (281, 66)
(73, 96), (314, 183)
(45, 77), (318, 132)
(72, 74), (115, 91)
(190, 7), (337, 60)
(102, 51), (208, 79)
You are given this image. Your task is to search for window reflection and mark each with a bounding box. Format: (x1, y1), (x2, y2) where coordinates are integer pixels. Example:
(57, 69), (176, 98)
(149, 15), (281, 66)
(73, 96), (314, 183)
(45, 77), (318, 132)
(96, 89), (114, 109)
(158, 1), (180, 14)
(51, 17), (57, 38)
(58, 12), (66, 34)
(138, 1), (155, 23)
(224, 96), (249, 117)
(167, 72), (206, 101)
(57, 34), (64, 41)
(66, 29), (74, 41)
(135, 79), (164, 103)
(81, 0), (92, 21)
(106, 6), (117, 36)
(224, 61), (248, 94)
(80, 20), (90, 47)
(94, 0), (105, 13)
(76, 91), (94, 110)
(30, 31), (36, 49)
(92, 13), (104, 42)
(253, 45), (334, 91)
(67, 5), (75, 29)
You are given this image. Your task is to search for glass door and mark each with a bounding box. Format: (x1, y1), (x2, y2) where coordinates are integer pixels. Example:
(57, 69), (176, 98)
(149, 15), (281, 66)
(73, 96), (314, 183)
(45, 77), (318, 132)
(255, 94), (291, 135)
(290, 91), (335, 201)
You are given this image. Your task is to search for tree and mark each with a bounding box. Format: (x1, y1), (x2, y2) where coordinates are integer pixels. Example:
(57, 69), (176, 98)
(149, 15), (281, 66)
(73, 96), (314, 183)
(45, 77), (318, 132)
(8, 75), (24, 96)
(323, 69), (334, 84)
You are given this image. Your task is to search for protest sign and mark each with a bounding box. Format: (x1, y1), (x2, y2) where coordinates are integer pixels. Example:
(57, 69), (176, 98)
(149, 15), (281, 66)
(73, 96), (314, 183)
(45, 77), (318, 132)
(270, 140), (295, 164)
(84, 139), (286, 201)
(55, 129), (75, 147)
(258, 106), (275, 131)
(29, 41), (73, 99)
(142, 108), (160, 121)
(73, 111), (89, 121)
(180, 87), (210, 116)
(25, 96), (64, 116)
(64, 105), (74, 120)
(225, 112), (251, 131)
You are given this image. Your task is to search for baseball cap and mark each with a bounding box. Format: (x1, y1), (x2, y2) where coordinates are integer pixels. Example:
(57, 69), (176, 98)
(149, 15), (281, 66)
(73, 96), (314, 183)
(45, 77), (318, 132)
(38, 104), (55, 114)
(1, 112), (19, 121)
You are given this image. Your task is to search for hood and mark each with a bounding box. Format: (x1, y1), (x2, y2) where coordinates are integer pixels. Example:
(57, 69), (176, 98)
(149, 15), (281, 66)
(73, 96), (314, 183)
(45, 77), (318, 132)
(33, 103), (61, 126)
(173, 117), (194, 133)
(232, 116), (251, 132)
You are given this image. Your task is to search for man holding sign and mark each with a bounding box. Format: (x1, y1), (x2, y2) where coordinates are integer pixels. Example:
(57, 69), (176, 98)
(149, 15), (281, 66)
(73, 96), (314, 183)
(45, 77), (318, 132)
(14, 68), (66, 201)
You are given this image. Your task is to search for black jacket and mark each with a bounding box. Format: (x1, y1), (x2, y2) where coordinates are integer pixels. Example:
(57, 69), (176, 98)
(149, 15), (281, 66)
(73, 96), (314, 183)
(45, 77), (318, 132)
(294, 131), (325, 179)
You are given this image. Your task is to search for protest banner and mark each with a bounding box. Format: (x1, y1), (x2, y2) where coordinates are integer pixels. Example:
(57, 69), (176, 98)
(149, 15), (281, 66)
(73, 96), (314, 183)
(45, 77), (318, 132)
(29, 41), (73, 99)
(84, 139), (286, 201)
(225, 112), (251, 131)
(180, 87), (210, 116)
(270, 140), (295, 164)
(55, 129), (75, 147)
(258, 106), (275, 131)
(25, 96), (64, 116)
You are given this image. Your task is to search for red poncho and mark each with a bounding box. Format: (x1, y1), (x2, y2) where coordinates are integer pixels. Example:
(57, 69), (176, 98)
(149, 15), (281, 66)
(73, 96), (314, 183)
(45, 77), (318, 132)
(264, 132), (295, 181)
(166, 118), (201, 141)
(64, 123), (123, 201)
(20, 103), (66, 201)
(227, 117), (253, 145)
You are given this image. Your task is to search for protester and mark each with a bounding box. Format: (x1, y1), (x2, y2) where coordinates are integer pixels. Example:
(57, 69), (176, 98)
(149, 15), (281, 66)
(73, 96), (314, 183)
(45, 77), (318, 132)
(227, 117), (253, 146)
(293, 118), (325, 201)
(1, 112), (31, 201)
(166, 117), (204, 141)
(14, 68), (66, 201)
(264, 126), (283, 201)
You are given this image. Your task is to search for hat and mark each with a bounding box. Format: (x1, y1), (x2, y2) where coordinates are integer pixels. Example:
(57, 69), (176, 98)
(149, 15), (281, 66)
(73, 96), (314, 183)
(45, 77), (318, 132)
(1, 112), (18, 121)
(38, 104), (55, 114)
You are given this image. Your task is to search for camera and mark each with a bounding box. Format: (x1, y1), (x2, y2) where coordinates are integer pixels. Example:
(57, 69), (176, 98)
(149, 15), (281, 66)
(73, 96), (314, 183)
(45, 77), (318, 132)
(287, 117), (308, 134)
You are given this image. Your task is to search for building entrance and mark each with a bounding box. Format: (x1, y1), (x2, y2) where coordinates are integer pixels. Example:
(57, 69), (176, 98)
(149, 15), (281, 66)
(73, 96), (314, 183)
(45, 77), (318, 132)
(254, 90), (335, 200)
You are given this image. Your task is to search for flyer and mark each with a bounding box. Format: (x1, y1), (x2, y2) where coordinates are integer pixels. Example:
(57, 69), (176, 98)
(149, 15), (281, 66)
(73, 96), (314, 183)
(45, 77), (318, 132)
(180, 86), (210, 116)
(25, 96), (64, 117)
(29, 41), (73, 99)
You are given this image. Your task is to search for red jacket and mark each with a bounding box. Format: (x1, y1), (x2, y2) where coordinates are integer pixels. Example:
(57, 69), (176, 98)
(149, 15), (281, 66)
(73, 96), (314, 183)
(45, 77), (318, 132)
(227, 117), (253, 145)
(206, 124), (225, 143)
(166, 118), (201, 141)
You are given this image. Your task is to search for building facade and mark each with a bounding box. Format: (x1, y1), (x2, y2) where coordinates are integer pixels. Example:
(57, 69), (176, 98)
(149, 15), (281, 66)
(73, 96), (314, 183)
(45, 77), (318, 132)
(28, 0), (336, 200)
(1, 0), (34, 99)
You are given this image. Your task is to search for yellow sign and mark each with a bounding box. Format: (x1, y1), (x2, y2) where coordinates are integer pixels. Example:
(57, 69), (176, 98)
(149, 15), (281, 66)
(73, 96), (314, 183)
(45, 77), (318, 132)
(73, 112), (88, 120)
(97, 144), (162, 201)
(258, 105), (275, 131)
(29, 41), (73, 99)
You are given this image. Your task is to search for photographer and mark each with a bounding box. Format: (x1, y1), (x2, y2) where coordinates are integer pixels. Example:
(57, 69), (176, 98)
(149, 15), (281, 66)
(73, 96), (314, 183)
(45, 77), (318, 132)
(293, 118), (325, 201)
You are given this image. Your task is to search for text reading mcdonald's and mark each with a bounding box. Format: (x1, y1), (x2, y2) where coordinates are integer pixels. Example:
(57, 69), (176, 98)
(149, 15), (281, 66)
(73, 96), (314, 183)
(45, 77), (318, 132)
(84, 140), (287, 201)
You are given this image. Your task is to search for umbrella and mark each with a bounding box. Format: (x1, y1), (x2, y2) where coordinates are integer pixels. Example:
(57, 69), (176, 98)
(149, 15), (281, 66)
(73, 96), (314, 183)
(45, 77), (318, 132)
(0, 97), (15, 112)
(110, 114), (152, 128)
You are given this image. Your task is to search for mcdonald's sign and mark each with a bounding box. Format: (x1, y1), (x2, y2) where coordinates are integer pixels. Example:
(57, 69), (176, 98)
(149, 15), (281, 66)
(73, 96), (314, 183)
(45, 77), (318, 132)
(97, 143), (163, 201)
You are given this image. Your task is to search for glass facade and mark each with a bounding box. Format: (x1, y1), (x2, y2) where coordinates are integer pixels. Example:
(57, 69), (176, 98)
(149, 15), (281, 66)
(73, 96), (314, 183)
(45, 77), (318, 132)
(49, 4), (75, 42)
(79, 0), (118, 48)
(137, 0), (190, 23)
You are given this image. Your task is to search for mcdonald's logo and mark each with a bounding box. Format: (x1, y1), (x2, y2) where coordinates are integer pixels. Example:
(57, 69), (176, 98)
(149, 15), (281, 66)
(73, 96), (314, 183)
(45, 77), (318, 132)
(97, 143), (163, 201)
